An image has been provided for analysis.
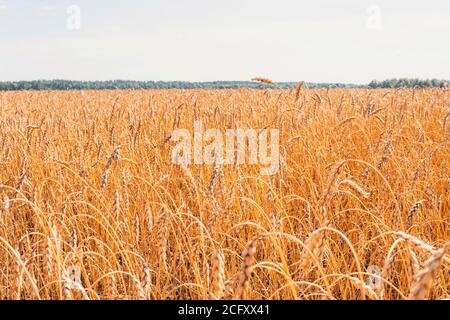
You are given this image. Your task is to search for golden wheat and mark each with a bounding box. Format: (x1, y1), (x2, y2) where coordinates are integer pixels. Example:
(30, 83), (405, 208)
(0, 88), (448, 300)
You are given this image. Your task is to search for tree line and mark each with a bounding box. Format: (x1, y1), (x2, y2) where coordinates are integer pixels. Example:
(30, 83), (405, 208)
(0, 79), (448, 91)
(368, 78), (450, 89)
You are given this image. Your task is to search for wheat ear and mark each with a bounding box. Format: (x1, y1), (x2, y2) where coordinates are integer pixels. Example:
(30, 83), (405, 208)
(408, 242), (449, 300)
(234, 241), (257, 300)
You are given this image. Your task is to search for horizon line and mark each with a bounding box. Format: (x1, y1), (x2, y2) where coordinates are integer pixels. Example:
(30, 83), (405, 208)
(1, 78), (450, 85)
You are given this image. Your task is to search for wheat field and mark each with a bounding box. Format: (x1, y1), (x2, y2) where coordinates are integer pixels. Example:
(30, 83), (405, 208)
(0, 88), (448, 300)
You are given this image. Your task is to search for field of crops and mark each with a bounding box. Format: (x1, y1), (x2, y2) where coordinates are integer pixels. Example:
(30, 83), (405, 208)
(0, 88), (448, 300)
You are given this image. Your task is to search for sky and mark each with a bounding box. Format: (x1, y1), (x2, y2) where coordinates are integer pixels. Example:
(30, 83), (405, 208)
(0, 0), (450, 83)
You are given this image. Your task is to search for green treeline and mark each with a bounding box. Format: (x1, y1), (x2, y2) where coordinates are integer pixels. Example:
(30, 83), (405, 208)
(0, 78), (448, 91)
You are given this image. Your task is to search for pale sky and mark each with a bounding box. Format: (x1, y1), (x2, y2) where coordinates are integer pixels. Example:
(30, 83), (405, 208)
(1, 0), (450, 83)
